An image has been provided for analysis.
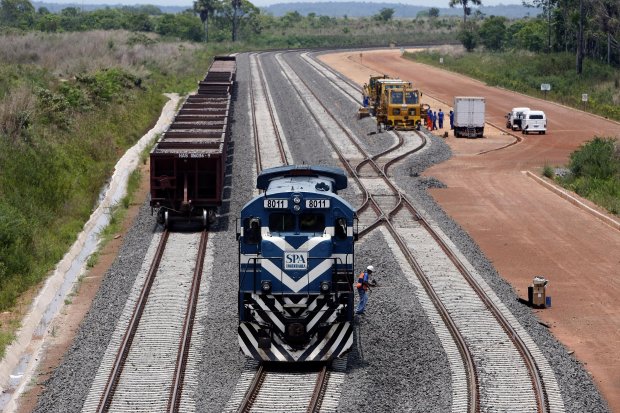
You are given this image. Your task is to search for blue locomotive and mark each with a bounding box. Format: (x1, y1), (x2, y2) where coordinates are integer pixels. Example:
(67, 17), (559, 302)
(237, 165), (357, 362)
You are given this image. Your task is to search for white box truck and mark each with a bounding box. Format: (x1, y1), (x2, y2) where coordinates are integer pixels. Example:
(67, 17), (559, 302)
(453, 96), (485, 138)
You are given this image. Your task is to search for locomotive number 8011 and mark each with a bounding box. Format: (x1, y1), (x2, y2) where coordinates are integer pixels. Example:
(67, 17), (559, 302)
(237, 165), (358, 362)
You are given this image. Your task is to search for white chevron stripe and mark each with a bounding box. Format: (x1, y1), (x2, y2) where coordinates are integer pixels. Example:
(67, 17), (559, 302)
(262, 259), (333, 292)
(263, 234), (330, 252)
(307, 324), (340, 360)
(239, 323), (271, 360)
(325, 323), (351, 359)
(254, 296), (286, 332)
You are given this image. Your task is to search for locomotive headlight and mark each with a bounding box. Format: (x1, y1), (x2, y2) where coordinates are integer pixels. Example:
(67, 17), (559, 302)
(293, 196), (301, 204)
(320, 281), (331, 293)
(293, 205), (301, 211)
(260, 280), (272, 294)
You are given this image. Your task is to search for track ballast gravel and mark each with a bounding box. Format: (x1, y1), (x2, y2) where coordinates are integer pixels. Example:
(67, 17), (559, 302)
(31, 50), (609, 413)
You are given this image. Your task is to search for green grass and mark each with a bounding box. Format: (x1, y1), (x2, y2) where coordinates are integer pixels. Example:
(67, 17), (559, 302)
(557, 137), (620, 215)
(0, 32), (221, 357)
(405, 50), (620, 122)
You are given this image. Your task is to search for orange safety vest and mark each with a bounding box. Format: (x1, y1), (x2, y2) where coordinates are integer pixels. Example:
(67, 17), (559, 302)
(356, 271), (369, 290)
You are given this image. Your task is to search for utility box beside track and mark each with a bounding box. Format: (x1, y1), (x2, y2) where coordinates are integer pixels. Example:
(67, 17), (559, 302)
(453, 96), (485, 138)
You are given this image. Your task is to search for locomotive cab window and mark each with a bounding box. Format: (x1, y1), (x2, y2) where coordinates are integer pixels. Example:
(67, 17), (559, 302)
(300, 213), (325, 233)
(269, 213), (295, 232)
(335, 217), (347, 240)
(244, 218), (261, 244)
(405, 92), (418, 104)
(390, 91), (403, 104)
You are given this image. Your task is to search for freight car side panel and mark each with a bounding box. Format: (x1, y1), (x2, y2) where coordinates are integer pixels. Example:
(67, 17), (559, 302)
(150, 151), (225, 210)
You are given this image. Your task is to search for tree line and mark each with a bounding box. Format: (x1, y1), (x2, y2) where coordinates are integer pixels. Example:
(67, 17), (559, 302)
(0, 0), (260, 42)
(451, 0), (619, 71)
(1, 0), (618, 70)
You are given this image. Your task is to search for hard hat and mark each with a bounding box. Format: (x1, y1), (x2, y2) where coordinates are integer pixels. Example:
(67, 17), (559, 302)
(367, 265), (374, 272)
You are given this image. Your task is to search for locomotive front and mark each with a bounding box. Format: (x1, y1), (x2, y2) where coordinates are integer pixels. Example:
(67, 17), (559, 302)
(237, 166), (357, 362)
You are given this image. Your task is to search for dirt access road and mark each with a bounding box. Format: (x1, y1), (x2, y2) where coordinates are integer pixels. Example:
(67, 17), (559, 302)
(321, 49), (620, 410)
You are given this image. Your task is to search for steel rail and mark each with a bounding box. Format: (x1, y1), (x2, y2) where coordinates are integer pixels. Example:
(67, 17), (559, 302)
(255, 53), (289, 166)
(307, 365), (329, 413)
(404, 201), (549, 413)
(249, 53), (288, 174)
(276, 51), (482, 412)
(167, 229), (209, 412)
(96, 229), (170, 413)
(301, 51), (548, 413)
(237, 364), (266, 413)
(248, 53), (263, 174)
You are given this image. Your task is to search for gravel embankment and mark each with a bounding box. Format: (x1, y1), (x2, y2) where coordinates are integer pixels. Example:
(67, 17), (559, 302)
(33, 204), (159, 412)
(32, 50), (609, 413)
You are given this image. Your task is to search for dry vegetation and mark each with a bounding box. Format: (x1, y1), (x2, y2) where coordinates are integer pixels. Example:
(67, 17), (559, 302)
(0, 30), (202, 77)
(0, 30), (211, 355)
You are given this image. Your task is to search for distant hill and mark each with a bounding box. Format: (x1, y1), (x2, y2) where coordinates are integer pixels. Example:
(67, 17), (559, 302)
(32, 2), (190, 14)
(262, 2), (536, 19)
(31, 1), (535, 19)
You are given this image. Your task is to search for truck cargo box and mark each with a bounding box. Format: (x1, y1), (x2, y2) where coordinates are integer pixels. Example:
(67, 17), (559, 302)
(453, 96), (485, 138)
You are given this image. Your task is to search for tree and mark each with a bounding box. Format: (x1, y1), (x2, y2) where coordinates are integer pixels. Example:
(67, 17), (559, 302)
(478, 15), (507, 50)
(0, 0), (35, 28)
(373, 8), (394, 22)
(592, 0), (619, 65)
(194, 0), (219, 42)
(458, 21), (479, 51)
(522, 0), (558, 52)
(428, 7), (440, 18)
(514, 18), (546, 52)
(219, 0), (259, 41)
(449, 0), (482, 23)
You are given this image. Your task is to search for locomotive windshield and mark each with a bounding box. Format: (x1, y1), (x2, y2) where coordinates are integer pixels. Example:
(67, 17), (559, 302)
(390, 91), (403, 104)
(300, 213), (325, 232)
(405, 91), (418, 104)
(269, 213), (295, 232)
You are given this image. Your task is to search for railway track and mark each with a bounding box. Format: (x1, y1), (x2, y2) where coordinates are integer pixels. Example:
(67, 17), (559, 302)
(80, 229), (209, 413)
(248, 52), (290, 173)
(224, 359), (347, 413)
(237, 364), (328, 412)
(273, 51), (565, 412)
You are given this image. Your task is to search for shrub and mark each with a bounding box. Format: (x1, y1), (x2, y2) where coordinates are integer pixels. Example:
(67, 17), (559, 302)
(542, 164), (555, 178)
(568, 137), (618, 180)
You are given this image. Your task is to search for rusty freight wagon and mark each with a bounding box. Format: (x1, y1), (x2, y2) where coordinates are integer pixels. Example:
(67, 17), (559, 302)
(150, 56), (236, 227)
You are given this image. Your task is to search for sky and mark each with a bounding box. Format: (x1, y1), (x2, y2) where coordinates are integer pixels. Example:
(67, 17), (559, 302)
(39, 0), (519, 8)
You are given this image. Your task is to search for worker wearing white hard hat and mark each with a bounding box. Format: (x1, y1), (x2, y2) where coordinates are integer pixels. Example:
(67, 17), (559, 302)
(355, 265), (376, 315)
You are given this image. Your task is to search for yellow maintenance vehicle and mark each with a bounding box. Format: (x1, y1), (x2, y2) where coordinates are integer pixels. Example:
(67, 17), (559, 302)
(359, 75), (387, 118)
(374, 79), (427, 132)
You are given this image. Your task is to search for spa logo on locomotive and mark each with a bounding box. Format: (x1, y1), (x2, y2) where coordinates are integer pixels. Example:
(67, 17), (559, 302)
(284, 251), (308, 270)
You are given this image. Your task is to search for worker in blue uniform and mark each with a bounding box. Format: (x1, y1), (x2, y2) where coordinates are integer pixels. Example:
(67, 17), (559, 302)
(438, 109), (444, 129)
(356, 265), (375, 315)
(449, 110), (454, 129)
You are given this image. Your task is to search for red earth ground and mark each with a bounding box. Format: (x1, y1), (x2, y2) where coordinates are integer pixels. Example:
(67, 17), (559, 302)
(321, 49), (620, 411)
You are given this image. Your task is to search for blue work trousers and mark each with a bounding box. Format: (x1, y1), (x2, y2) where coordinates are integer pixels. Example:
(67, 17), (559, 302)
(356, 289), (368, 314)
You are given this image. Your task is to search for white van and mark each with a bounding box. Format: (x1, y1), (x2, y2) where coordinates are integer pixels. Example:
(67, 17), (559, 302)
(505, 107), (530, 130)
(522, 110), (547, 134)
